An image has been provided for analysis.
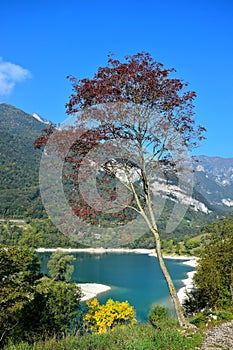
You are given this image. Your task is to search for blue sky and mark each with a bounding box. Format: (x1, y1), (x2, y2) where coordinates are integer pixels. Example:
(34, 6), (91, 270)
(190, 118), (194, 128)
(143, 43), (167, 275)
(1, 0), (233, 157)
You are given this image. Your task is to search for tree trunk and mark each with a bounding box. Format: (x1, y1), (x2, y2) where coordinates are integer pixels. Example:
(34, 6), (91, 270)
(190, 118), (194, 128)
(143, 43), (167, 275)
(230, 262), (233, 304)
(127, 168), (188, 327)
(152, 227), (187, 327)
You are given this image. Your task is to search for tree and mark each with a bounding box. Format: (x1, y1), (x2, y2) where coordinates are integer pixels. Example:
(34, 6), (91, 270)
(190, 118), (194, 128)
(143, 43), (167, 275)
(84, 298), (136, 334)
(35, 52), (205, 327)
(0, 245), (82, 345)
(18, 227), (43, 248)
(47, 250), (76, 281)
(193, 228), (233, 309)
(183, 214), (233, 316)
(17, 276), (82, 341)
(0, 245), (40, 346)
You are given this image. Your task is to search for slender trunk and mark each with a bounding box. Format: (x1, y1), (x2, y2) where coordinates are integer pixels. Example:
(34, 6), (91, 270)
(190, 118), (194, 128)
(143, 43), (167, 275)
(230, 262), (233, 304)
(126, 146), (187, 327)
(151, 227), (187, 327)
(143, 185), (187, 326)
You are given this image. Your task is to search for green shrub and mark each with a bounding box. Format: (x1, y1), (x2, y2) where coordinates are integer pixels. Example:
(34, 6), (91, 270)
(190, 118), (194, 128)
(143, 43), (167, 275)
(148, 304), (170, 328)
(189, 312), (207, 328)
(215, 308), (233, 321)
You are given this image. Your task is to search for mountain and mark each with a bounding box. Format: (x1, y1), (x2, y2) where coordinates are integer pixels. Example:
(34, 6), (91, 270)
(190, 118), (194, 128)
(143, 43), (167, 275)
(0, 103), (49, 217)
(153, 155), (233, 218)
(0, 103), (232, 242)
(32, 113), (50, 125)
(194, 155), (233, 215)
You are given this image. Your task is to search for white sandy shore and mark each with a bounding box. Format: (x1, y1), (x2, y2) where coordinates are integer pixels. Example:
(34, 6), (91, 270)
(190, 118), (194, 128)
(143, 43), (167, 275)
(78, 283), (111, 301)
(36, 247), (198, 261)
(177, 257), (199, 305)
(177, 270), (196, 305)
(182, 258), (199, 267)
(149, 251), (198, 262)
(36, 247), (155, 254)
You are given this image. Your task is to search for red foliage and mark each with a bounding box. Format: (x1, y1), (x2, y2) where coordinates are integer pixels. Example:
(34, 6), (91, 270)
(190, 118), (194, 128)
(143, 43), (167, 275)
(66, 52), (196, 116)
(35, 52), (206, 226)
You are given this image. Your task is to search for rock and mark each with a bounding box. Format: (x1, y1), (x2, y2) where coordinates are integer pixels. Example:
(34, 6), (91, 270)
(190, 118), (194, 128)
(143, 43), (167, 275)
(201, 320), (233, 349)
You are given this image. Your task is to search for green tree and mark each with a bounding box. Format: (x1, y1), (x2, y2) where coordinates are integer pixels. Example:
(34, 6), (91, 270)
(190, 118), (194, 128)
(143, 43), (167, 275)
(0, 245), (82, 346)
(18, 228), (43, 248)
(0, 245), (40, 346)
(184, 214), (233, 314)
(47, 250), (76, 281)
(184, 238), (198, 251)
(15, 277), (82, 341)
(194, 235), (233, 308)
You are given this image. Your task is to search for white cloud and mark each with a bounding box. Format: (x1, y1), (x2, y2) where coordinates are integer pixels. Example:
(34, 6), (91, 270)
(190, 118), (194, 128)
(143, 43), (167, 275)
(0, 57), (31, 96)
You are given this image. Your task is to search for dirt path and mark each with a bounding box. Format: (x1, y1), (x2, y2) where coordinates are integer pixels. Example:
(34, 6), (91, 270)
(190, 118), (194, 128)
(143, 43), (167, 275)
(201, 321), (233, 349)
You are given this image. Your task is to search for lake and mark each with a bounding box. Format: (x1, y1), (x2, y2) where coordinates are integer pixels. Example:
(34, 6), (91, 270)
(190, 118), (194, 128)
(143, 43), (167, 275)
(38, 252), (193, 322)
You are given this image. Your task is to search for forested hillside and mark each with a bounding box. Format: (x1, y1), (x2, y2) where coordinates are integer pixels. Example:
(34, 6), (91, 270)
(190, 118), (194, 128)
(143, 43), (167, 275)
(0, 103), (47, 217)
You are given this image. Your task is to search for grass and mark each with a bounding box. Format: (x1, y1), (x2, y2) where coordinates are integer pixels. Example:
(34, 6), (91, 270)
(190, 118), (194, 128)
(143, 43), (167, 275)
(5, 321), (203, 350)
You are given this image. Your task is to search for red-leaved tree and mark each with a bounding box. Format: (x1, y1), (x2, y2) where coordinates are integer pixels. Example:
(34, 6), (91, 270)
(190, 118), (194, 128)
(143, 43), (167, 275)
(35, 52), (205, 327)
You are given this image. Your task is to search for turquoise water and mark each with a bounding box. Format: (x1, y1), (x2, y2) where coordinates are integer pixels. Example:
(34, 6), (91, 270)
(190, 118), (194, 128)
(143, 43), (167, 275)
(39, 252), (193, 321)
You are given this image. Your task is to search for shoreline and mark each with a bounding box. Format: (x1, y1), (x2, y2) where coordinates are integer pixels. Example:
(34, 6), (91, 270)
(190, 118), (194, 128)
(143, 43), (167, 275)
(78, 283), (111, 301)
(36, 247), (197, 261)
(177, 259), (198, 305)
(36, 247), (155, 254)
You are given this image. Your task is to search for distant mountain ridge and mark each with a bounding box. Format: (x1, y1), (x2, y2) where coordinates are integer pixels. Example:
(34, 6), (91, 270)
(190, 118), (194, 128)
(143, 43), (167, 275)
(194, 155), (233, 214)
(195, 155), (233, 185)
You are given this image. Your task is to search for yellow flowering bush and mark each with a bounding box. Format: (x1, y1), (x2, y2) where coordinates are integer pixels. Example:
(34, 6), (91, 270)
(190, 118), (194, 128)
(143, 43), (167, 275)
(84, 298), (136, 334)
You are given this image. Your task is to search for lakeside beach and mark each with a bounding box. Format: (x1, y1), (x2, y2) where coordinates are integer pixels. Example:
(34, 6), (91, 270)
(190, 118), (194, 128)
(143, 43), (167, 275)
(36, 247), (198, 261)
(177, 259), (198, 304)
(36, 247), (155, 254)
(78, 283), (111, 301)
(177, 270), (196, 304)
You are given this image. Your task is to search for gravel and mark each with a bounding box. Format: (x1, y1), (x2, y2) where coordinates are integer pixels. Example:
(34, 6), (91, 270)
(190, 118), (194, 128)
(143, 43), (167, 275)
(201, 321), (233, 350)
